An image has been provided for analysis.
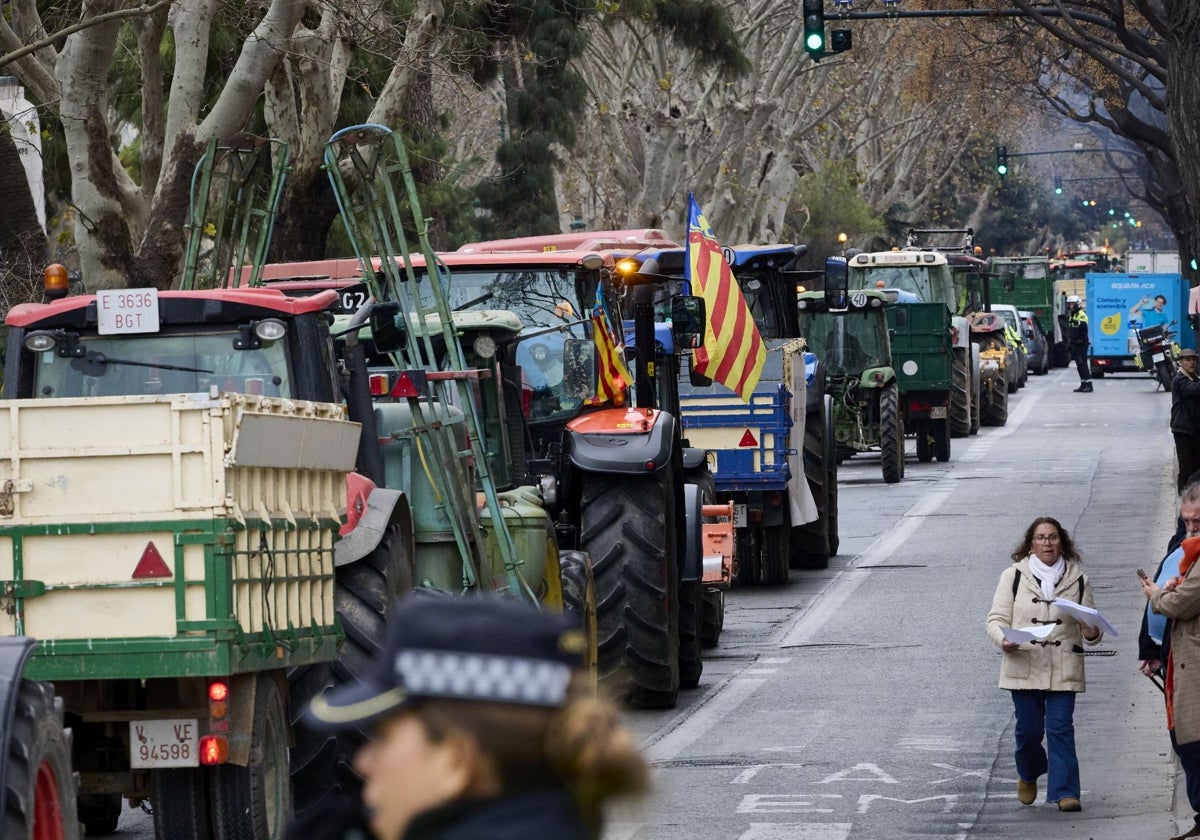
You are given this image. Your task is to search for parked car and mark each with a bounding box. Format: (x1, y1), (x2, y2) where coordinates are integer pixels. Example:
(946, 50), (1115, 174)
(990, 304), (1029, 390)
(1020, 310), (1050, 376)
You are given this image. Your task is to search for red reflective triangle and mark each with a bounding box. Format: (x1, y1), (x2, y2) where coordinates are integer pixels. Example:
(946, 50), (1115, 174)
(133, 541), (172, 579)
(738, 429), (757, 447)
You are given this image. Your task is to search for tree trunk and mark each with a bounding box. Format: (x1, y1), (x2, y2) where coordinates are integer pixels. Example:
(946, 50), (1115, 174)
(0, 121), (47, 307)
(1163, 0), (1200, 283)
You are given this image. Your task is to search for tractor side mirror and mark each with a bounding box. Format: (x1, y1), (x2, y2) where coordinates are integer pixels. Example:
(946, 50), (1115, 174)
(368, 301), (407, 353)
(563, 338), (598, 399)
(824, 255), (848, 292)
(670, 295), (706, 349)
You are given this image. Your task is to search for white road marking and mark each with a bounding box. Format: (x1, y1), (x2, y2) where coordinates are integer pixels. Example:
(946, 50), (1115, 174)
(642, 678), (766, 762)
(737, 822), (851, 839)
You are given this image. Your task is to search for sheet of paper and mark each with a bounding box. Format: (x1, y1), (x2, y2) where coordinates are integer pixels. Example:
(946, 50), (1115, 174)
(1052, 598), (1119, 637)
(1000, 624), (1055, 644)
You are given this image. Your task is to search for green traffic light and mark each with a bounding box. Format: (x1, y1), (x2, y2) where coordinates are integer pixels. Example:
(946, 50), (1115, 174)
(1055, 186), (1062, 195)
(997, 164), (1008, 175)
(806, 32), (824, 50)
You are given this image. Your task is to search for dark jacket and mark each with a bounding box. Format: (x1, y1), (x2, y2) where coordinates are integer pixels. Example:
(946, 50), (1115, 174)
(403, 791), (591, 840)
(1171, 370), (1200, 436)
(282, 790), (591, 840)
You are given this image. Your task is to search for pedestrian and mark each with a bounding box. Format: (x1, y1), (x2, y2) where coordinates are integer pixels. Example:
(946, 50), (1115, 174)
(985, 516), (1103, 812)
(285, 592), (647, 840)
(1142, 503), (1200, 840)
(1173, 349), (1200, 494)
(1138, 482), (1199, 679)
(1066, 295), (1092, 392)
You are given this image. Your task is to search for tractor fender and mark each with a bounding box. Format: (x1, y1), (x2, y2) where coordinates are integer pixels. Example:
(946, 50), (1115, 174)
(856, 365), (895, 388)
(681, 447), (708, 471)
(334, 485), (414, 568)
(682, 483), (704, 583)
(565, 412), (677, 475)
(0, 637), (35, 805)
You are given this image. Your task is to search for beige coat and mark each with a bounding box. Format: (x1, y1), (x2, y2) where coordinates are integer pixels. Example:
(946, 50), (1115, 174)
(985, 558), (1103, 691)
(1150, 559), (1200, 745)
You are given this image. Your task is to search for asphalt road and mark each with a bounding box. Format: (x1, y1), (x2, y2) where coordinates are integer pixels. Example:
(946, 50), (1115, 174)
(100, 364), (1189, 839)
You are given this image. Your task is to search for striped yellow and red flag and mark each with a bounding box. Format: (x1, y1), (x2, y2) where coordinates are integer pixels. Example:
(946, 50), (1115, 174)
(685, 194), (765, 402)
(586, 291), (632, 405)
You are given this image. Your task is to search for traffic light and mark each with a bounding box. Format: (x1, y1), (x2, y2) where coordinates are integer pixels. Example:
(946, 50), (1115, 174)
(829, 29), (852, 54)
(803, 0), (825, 59)
(995, 146), (1008, 179)
(1054, 175), (1062, 195)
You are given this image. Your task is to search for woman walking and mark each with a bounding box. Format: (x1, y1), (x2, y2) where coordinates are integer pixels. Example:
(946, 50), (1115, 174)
(985, 516), (1103, 811)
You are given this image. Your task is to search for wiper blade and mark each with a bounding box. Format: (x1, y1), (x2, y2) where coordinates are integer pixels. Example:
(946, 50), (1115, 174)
(72, 351), (213, 376)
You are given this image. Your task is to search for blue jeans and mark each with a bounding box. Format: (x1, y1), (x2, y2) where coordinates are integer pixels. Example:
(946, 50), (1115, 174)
(1011, 689), (1080, 803)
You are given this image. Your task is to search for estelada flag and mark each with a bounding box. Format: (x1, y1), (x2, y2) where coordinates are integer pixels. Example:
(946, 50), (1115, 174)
(586, 289), (632, 405)
(685, 193), (765, 402)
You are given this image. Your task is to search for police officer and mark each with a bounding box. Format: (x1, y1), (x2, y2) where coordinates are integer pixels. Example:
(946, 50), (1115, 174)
(287, 592), (647, 840)
(1066, 295), (1092, 392)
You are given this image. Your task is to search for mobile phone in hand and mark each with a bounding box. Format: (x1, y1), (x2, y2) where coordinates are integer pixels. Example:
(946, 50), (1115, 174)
(1138, 568), (1150, 581)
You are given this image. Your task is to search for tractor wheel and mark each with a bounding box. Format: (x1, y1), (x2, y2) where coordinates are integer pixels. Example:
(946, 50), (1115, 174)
(290, 523), (412, 814)
(559, 550), (599, 682)
(151, 768), (211, 840)
(583, 472), (680, 709)
(969, 344), (982, 435)
(794, 369), (832, 570)
(822, 394), (840, 556)
(78, 793), (122, 836)
(880, 383), (904, 484)
(762, 508), (791, 586)
(735, 527), (761, 585)
(700, 587), (724, 647)
(981, 384), (1009, 427)
(677, 484), (705, 688)
(915, 418), (932, 463)
(933, 417), (951, 462)
(4, 681), (79, 840)
(949, 348), (971, 438)
(211, 675), (291, 840)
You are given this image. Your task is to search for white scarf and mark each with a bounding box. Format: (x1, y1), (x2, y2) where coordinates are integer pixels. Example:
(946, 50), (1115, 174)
(1028, 554), (1065, 601)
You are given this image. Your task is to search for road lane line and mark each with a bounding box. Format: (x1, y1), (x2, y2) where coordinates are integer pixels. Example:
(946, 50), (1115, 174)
(778, 484), (956, 648)
(642, 678), (765, 762)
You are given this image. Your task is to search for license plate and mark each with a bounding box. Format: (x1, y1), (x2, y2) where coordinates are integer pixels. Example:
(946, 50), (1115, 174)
(130, 719), (199, 768)
(1152, 352), (1165, 363)
(733, 504), (747, 528)
(930, 406), (947, 419)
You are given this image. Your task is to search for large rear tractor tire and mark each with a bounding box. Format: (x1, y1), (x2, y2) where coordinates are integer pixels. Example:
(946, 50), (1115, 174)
(949, 348), (971, 438)
(559, 550), (599, 682)
(211, 675), (291, 840)
(583, 472), (680, 709)
(969, 344), (982, 435)
(151, 768), (211, 840)
(78, 793), (122, 836)
(678, 484), (705, 687)
(289, 523), (412, 814)
(4, 681), (79, 840)
(794, 371), (833, 570)
(981, 384), (1009, 427)
(761, 509), (791, 586)
(880, 384), (904, 483)
(700, 588), (724, 648)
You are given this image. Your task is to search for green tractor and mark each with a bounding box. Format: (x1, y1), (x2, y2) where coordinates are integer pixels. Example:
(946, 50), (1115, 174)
(798, 282), (906, 483)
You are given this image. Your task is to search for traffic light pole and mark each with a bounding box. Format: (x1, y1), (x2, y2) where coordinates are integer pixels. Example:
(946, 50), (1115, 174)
(828, 6), (1116, 29)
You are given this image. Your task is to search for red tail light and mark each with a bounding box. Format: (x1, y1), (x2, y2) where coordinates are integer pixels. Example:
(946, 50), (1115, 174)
(199, 735), (228, 765)
(369, 373), (390, 396)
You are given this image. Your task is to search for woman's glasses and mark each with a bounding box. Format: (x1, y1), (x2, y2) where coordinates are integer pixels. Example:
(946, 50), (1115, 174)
(1032, 534), (1061, 543)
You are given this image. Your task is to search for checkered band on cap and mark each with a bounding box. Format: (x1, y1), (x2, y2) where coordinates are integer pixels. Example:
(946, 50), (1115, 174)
(395, 649), (573, 706)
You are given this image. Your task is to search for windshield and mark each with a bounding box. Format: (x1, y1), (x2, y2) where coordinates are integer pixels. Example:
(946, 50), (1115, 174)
(799, 310), (889, 375)
(30, 331), (291, 399)
(413, 267), (600, 424)
(848, 264), (954, 305)
(995, 262), (1048, 280)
